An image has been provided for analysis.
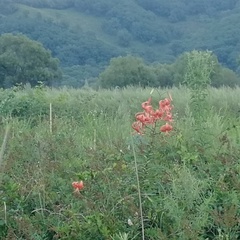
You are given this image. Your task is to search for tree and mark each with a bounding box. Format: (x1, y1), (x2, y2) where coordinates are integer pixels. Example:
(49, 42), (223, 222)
(0, 33), (62, 88)
(211, 67), (240, 87)
(153, 63), (174, 87)
(99, 55), (156, 88)
(117, 29), (132, 47)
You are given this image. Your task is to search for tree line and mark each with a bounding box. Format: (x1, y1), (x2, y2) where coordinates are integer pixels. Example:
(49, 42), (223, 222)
(0, 33), (239, 88)
(98, 54), (240, 89)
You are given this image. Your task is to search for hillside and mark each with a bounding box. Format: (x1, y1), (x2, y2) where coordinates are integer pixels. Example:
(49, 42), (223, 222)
(0, 0), (240, 86)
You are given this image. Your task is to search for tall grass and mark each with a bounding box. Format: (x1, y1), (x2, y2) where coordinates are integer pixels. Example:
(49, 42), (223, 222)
(0, 86), (240, 239)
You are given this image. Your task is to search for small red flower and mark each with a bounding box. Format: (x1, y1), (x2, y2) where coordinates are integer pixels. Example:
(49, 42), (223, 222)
(163, 113), (173, 122)
(135, 112), (146, 123)
(159, 98), (173, 112)
(132, 121), (144, 134)
(72, 181), (84, 192)
(141, 97), (152, 109)
(152, 109), (164, 119)
(160, 123), (173, 133)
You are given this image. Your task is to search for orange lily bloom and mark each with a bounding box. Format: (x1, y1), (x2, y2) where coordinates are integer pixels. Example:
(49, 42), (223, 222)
(163, 113), (173, 122)
(160, 123), (173, 133)
(132, 121), (144, 134)
(72, 181), (84, 192)
(132, 95), (174, 135)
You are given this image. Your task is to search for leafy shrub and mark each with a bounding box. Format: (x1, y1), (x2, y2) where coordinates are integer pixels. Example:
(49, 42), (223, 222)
(99, 55), (157, 88)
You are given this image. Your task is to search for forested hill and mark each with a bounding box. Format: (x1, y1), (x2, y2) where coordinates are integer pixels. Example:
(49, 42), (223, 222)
(0, 0), (240, 86)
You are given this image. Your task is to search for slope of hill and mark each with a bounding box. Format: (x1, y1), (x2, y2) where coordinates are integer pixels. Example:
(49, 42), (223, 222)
(0, 0), (240, 86)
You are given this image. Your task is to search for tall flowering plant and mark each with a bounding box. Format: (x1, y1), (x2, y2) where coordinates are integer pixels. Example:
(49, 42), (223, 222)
(132, 94), (173, 135)
(131, 94), (174, 239)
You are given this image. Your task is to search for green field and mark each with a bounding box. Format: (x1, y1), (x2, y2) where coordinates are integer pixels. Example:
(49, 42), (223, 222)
(0, 86), (240, 239)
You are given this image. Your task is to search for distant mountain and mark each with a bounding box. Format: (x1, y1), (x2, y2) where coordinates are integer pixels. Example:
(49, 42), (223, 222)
(0, 0), (240, 86)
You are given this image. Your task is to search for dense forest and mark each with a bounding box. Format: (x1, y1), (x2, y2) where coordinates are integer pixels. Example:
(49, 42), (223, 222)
(0, 0), (240, 87)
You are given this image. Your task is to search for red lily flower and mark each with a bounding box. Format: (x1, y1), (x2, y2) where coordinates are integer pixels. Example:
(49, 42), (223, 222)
(159, 98), (173, 111)
(141, 97), (152, 109)
(72, 181), (84, 192)
(163, 112), (173, 122)
(132, 121), (144, 134)
(152, 109), (164, 119)
(132, 94), (174, 135)
(160, 123), (173, 133)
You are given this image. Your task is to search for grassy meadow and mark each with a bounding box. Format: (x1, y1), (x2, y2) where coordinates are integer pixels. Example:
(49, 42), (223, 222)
(0, 86), (240, 239)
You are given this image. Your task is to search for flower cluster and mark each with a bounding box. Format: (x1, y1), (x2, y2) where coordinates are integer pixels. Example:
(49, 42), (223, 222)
(72, 181), (84, 192)
(132, 95), (173, 135)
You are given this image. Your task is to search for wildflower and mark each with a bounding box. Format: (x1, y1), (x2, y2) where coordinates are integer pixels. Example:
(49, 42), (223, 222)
(163, 112), (173, 122)
(152, 109), (164, 119)
(72, 181), (84, 192)
(141, 97), (152, 110)
(135, 112), (146, 123)
(132, 121), (145, 135)
(128, 218), (133, 226)
(159, 98), (173, 112)
(160, 123), (173, 133)
(132, 94), (174, 134)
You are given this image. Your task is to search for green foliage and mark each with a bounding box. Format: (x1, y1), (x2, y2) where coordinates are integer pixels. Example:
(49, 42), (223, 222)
(0, 89), (15, 117)
(212, 67), (240, 87)
(0, 12), (120, 68)
(183, 50), (216, 156)
(99, 55), (157, 88)
(0, 86), (240, 239)
(174, 50), (217, 88)
(99, 52), (239, 89)
(62, 65), (103, 88)
(1, 0), (240, 86)
(0, 1), (17, 15)
(0, 33), (62, 88)
(184, 50), (215, 89)
(152, 63), (174, 87)
(171, 51), (240, 88)
(117, 29), (132, 47)
(183, 50), (214, 116)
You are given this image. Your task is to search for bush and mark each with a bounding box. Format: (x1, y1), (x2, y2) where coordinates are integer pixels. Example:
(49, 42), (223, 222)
(99, 55), (157, 88)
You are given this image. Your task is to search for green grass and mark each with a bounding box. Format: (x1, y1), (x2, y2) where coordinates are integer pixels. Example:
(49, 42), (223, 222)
(0, 86), (240, 239)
